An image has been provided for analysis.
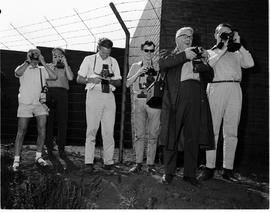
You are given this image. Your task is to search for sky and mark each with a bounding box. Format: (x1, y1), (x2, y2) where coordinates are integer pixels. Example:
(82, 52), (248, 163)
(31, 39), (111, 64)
(0, 0), (147, 52)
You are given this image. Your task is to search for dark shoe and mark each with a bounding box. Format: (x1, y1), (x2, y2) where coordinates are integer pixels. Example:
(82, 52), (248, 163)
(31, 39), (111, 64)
(84, 164), (94, 173)
(197, 167), (214, 181)
(59, 151), (67, 159)
(183, 176), (201, 187)
(147, 165), (157, 174)
(222, 169), (239, 182)
(103, 164), (114, 170)
(129, 163), (142, 173)
(161, 174), (173, 184)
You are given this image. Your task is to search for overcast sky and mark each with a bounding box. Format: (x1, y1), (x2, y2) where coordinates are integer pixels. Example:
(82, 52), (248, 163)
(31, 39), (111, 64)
(0, 0), (147, 52)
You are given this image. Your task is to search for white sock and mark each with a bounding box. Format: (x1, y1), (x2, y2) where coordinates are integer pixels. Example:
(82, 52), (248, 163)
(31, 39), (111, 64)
(35, 152), (42, 160)
(14, 156), (20, 162)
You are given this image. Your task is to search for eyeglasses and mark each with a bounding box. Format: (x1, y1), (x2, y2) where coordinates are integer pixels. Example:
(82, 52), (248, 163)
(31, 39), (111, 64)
(144, 49), (155, 53)
(178, 34), (193, 39)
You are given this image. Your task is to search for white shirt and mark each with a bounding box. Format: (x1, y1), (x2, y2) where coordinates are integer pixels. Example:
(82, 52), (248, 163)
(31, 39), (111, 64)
(78, 53), (122, 92)
(207, 46), (254, 81)
(15, 65), (49, 104)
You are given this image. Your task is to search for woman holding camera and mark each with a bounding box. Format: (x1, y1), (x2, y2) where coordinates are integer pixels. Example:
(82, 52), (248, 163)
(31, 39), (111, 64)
(46, 47), (73, 159)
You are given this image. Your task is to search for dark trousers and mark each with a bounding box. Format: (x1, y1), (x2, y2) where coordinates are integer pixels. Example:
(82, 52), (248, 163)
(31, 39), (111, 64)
(164, 80), (201, 178)
(46, 87), (68, 152)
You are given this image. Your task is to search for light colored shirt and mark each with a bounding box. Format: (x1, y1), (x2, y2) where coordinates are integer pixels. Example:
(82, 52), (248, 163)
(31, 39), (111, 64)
(78, 53), (122, 92)
(15, 65), (49, 104)
(127, 61), (159, 98)
(207, 46), (254, 81)
(180, 61), (200, 81)
(46, 63), (70, 90)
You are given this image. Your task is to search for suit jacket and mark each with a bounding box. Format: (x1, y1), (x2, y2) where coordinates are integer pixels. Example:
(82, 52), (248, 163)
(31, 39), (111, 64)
(159, 48), (215, 151)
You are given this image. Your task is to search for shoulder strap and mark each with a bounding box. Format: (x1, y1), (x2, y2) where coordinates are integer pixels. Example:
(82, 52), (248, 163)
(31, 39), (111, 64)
(39, 68), (43, 89)
(92, 54), (97, 72)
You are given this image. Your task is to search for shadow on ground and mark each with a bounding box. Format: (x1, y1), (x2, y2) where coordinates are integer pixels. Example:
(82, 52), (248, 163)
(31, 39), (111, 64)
(1, 144), (269, 209)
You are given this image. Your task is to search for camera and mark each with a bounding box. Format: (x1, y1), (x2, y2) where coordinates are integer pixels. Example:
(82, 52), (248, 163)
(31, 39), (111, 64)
(55, 60), (65, 69)
(191, 46), (204, 59)
(29, 52), (40, 61)
(218, 31), (241, 52)
(140, 67), (157, 77)
(100, 64), (114, 93)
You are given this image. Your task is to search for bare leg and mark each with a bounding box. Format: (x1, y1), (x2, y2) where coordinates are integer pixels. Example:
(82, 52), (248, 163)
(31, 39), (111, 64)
(36, 115), (47, 153)
(14, 118), (30, 156)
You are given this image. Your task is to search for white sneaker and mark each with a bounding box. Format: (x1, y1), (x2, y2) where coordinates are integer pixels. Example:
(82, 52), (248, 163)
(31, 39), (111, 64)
(35, 157), (49, 167)
(12, 161), (20, 172)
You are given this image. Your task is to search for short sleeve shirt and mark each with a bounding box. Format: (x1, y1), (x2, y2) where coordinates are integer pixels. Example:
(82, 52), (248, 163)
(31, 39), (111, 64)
(15, 65), (49, 104)
(78, 53), (122, 92)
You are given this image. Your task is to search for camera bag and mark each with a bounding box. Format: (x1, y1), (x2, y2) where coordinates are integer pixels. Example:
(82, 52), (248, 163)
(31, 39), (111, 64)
(146, 72), (165, 109)
(39, 68), (49, 108)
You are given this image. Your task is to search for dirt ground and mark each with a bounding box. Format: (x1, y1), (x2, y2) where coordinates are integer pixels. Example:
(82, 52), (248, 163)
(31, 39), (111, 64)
(1, 144), (269, 209)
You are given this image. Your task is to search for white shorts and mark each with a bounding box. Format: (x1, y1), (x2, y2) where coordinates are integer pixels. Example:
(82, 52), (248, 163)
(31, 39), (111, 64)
(17, 103), (48, 118)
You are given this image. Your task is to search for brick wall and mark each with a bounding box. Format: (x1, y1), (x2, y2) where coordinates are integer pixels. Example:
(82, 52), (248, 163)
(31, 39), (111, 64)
(1, 46), (132, 148)
(160, 0), (269, 174)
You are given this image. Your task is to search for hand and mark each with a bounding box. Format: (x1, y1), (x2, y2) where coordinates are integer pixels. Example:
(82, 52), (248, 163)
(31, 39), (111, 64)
(184, 47), (197, 60)
(61, 56), (68, 66)
(26, 52), (32, 62)
(137, 67), (147, 76)
(39, 54), (46, 65)
(233, 31), (241, 43)
(88, 77), (102, 84)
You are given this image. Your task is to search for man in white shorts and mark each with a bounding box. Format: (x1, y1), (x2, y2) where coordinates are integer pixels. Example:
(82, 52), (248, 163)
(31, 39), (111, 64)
(12, 48), (57, 171)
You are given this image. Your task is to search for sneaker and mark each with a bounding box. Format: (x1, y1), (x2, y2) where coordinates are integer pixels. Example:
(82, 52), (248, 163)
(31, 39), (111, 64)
(129, 163), (142, 173)
(161, 174), (173, 184)
(35, 157), (49, 167)
(147, 165), (157, 174)
(12, 161), (20, 172)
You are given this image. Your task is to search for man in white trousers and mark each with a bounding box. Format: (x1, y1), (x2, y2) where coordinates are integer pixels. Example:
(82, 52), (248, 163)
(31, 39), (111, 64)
(126, 41), (161, 174)
(77, 38), (122, 172)
(198, 23), (254, 182)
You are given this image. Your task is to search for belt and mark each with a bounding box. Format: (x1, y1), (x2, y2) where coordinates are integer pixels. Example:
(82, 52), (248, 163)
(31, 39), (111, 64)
(211, 80), (240, 83)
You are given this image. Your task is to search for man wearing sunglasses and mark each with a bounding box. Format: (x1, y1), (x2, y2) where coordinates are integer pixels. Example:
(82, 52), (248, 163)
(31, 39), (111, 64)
(126, 41), (161, 174)
(159, 27), (215, 187)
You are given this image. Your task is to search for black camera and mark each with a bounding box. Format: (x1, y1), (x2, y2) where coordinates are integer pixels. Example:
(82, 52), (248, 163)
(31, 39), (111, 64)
(100, 64), (114, 93)
(29, 52), (39, 61)
(191, 46), (204, 59)
(55, 61), (65, 69)
(218, 31), (241, 52)
(140, 67), (157, 77)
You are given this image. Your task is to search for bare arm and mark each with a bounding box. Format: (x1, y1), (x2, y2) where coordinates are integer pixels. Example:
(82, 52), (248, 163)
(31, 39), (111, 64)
(126, 64), (146, 87)
(76, 74), (102, 84)
(62, 56), (74, 80)
(39, 55), (57, 80)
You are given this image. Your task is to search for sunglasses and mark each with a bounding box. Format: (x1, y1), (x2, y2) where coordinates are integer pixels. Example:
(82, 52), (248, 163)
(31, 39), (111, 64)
(144, 49), (155, 53)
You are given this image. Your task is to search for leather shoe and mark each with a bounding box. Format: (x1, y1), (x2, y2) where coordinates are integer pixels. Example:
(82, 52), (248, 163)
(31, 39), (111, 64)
(197, 167), (214, 181)
(161, 174), (173, 184)
(222, 169), (239, 182)
(84, 164), (94, 173)
(183, 176), (201, 187)
(129, 163), (142, 173)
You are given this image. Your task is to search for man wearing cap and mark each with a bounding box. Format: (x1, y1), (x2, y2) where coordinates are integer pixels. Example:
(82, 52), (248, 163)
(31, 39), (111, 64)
(159, 27), (214, 187)
(198, 23), (254, 182)
(77, 38), (122, 172)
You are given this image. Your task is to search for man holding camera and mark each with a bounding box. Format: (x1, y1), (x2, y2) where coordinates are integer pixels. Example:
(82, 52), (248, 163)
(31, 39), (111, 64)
(12, 48), (57, 171)
(77, 38), (121, 172)
(126, 41), (161, 173)
(198, 23), (254, 182)
(159, 27), (214, 187)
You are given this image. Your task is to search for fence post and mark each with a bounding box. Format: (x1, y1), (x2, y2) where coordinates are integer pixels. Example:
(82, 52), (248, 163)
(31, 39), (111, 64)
(109, 2), (130, 163)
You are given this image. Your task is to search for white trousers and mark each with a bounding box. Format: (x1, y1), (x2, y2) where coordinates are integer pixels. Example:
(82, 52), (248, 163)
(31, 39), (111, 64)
(206, 83), (242, 170)
(134, 98), (161, 165)
(85, 89), (116, 165)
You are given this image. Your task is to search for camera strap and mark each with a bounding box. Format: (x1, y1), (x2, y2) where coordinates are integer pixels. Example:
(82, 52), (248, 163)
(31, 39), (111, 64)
(92, 54), (114, 76)
(39, 68), (48, 91)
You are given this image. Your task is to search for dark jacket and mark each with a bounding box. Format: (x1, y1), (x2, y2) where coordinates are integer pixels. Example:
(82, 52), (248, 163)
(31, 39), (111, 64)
(159, 49), (215, 150)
